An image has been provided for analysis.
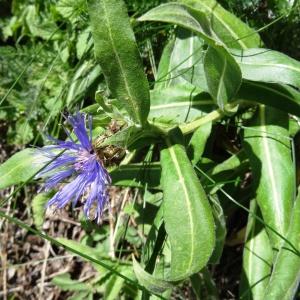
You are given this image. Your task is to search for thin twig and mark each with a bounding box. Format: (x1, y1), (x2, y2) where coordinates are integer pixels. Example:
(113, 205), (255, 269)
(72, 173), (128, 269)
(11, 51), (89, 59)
(39, 240), (50, 300)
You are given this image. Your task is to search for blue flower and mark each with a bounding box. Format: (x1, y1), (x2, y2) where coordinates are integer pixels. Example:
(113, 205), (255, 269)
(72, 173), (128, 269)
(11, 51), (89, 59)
(37, 112), (111, 223)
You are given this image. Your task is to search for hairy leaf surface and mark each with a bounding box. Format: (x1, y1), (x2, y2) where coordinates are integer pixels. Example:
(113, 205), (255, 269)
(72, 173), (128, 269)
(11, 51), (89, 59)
(243, 106), (295, 248)
(160, 130), (215, 280)
(88, 0), (150, 125)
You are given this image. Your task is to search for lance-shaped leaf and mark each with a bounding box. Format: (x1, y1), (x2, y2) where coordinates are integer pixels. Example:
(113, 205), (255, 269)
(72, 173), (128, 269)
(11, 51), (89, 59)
(204, 45), (242, 110)
(179, 0), (260, 49)
(0, 148), (50, 190)
(243, 106), (294, 248)
(239, 200), (273, 300)
(232, 48), (300, 88)
(264, 188), (300, 300)
(160, 129), (215, 280)
(88, 0), (150, 126)
(237, 81), (300, 117)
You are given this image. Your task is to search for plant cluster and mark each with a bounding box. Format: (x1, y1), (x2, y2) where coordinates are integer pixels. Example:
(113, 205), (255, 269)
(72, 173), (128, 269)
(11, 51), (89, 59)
(1, 0), (300, 299)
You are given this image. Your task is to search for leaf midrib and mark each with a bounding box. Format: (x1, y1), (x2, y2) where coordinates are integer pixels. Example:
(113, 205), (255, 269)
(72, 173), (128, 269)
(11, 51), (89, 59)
(197, 1), (248, 49)
(240, 62), (300, 74)
(101, 1), (140, 123)
(167, 143), (194, 273)
(150, 100), (213, 110)
(259, 105), (284, 234)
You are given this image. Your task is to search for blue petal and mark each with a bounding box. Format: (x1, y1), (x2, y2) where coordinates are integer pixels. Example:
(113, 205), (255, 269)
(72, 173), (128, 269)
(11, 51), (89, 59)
(37, 153), (76, 177)
(67, 113), (92, 151)
(43, 169), (74, 191)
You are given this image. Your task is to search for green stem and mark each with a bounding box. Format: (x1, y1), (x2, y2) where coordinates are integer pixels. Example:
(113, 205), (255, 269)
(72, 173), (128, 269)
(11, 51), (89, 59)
(179, 109), (224, 135)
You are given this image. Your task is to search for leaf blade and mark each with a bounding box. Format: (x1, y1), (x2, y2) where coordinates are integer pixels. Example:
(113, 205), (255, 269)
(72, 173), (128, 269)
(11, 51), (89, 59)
(204, 45), (242, 110)
(0, 148), (49, 190)
(243, 106), (295, 248)
(160, 130), (215, 280)
(232, 48), (300, 88)
(239, 200), (273, 300)
(264, 188), (300, 300)
(180, 0), (260, 49)
(88, 0), (150, 125)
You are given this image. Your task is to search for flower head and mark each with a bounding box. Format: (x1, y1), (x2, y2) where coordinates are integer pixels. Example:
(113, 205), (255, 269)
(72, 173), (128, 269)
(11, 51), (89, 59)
(37, 112), (111, 223)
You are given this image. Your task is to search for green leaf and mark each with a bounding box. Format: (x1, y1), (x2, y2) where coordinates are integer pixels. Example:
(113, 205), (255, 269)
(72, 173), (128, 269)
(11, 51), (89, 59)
(68, 291), (92, 300)
(132, 256), (175, 294)
(99, 125), (159, 150)
(179, 0), (260, 49)
(160, 129), (215, 280)
(174, 62), (300, 117)
(66, 61), (102, 106)
(56, 238), (109, 261)
(56, 0), (87, 23)
(138, 3), (216, 46)
(110, 163), (161, 189)
(187, 121), (212, 165)
(139, 2), (259, 49)
(0, 148), (49, 190)
(264, 188), (300, 300)
(105, 273), (125, 300)
(205, 150), (249, 193)
(155, 38), (175, 90)
(52, 273), (89, 291)
(150, 84), (214, 123)
(237, 81), (300, 117)
(55, 237), (128, 275)
(142, 204), (164, 268)
(139, 3), (242, 111)
(76, 28), (92, 60)
(204, 45), (242, 110)
(15, 118), (34, 145)
(232, 48), (300, 88)
(239, 200), (273, 300)
(243, 106), (295, 248)
(155, 28), (205, 89)
(88, 0), (150, 125)
(32, 192), (52, 229)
